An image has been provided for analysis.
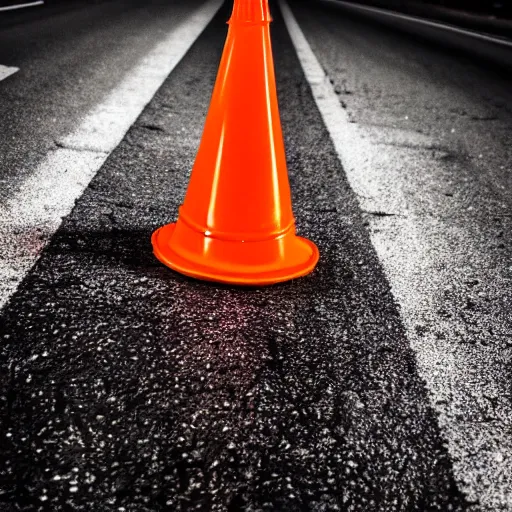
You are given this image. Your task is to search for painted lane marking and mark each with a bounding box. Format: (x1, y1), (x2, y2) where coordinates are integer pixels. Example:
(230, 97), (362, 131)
(322, 0), (512, 48)
(0, 65), (19, 81)
(279, 0), (512, 509)
(0, 0), (223, 310)
(0, 1), (44, 12)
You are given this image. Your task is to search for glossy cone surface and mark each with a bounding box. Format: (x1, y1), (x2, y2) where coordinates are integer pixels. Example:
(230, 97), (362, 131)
(152, 0), (319, 285)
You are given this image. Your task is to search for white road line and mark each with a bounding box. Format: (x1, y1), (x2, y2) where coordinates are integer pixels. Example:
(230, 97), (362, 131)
(280, 0), (512, 509)
(0, 1), (44, 12)
(321, 0), (512, 48)
(0, 0), (223, 310)
(0, 65), (19, 81)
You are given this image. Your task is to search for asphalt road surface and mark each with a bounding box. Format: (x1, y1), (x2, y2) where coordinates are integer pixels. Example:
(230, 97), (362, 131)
(0, 0), (511, 510)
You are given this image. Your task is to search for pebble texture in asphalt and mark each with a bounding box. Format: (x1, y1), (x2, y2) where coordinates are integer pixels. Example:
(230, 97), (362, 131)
(0, 3), (467, 511)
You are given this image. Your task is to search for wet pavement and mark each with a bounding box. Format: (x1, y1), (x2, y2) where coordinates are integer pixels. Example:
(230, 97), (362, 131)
(0, 0), (511, 510)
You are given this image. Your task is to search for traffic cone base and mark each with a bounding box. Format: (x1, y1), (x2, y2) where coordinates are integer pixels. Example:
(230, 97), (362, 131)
(152, 222), (319, 286)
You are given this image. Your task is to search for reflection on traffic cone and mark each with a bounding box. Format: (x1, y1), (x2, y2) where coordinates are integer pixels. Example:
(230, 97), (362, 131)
(151, 0), (319, 285)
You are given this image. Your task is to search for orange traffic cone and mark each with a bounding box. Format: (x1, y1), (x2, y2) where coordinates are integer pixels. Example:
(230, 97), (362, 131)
(152, 0), (319, 285)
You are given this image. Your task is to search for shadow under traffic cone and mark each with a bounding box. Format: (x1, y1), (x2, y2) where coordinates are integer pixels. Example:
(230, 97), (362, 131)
(151, 0), (319, 285)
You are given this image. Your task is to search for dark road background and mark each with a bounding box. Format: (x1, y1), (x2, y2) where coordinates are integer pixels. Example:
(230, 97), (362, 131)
(0, 0), (511, 510)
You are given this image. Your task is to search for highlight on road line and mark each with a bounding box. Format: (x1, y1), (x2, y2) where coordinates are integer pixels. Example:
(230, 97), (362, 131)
(0, 1), (44, 12)
(151, 0), (319, 286)
(0, 65), (19, 82)
(0, 0), (223, 312)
